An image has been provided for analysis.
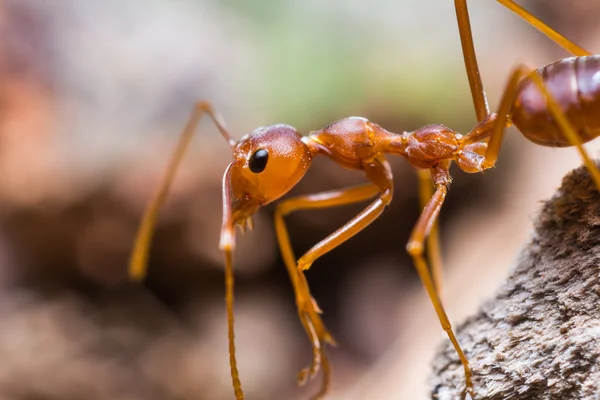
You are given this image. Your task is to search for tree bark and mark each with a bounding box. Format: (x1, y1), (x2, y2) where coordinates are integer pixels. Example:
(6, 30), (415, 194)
(431, 163), (600, 399)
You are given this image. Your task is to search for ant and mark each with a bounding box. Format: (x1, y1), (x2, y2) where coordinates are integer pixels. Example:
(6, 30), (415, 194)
(128, 0), (600, 398)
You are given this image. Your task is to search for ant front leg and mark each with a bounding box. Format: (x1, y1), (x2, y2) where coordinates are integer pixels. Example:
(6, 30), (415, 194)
(406, 161), (475, 398)
(275, 184), (381, 399)
(295, 160), (393, 273)
(276, 158), (393, 399)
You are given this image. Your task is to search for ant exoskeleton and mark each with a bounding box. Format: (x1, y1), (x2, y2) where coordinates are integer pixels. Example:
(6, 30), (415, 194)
(128, 0), (600, 398)
(454, 0), (600, 191)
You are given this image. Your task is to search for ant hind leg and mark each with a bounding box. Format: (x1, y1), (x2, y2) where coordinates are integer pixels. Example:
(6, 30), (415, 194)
(417, 169), (444, 293)
(496, 0), (591, 56)
(472, 65), (600, 192)
(528, 73), (600, 191)
(406, 161), (474, 398)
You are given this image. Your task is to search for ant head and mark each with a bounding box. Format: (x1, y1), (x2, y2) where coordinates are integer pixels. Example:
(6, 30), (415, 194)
(231, 124), (312, 209)
(220, 124), (312, 250)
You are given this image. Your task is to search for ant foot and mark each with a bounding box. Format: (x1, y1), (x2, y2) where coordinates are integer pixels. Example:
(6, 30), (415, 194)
(294, 293), (334, 398)
(296, 341), (323, 386)
(297, 341), (331, 400)
(461, 384), (475, 400)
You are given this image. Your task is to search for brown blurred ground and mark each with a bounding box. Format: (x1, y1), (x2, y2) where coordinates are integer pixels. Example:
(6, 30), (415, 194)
(0, 1), (599, 399)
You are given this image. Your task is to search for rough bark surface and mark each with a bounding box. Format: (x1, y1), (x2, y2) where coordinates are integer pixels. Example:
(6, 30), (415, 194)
(431, 164), (600, 400)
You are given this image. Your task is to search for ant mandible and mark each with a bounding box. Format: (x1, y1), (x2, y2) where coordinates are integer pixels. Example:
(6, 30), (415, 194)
(128, 0), (600, 398)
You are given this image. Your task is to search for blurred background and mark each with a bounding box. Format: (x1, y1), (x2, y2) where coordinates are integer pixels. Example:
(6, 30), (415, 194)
(0, 0), (599, 399)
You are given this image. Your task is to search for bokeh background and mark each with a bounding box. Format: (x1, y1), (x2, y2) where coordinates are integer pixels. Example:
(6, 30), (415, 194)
(1, 0), (599, 399)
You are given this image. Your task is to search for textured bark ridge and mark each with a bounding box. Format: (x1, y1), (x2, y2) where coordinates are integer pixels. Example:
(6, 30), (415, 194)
(431, 164), (600, 399)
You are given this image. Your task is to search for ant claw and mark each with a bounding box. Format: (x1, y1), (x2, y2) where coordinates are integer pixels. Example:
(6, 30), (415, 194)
(461, 386), (475, 400)
(297, 353), (322, 386)
(309, 356), (322, 378)
(297, 368), (310, 386)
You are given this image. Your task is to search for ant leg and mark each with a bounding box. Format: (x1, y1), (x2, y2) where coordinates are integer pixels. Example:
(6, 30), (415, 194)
(476, 65), (531, 169)
(417, 169), (444, 293)
(455, 0), (590, 122)
(454, 0), (490, 121)
(295, 160), (393, 273)
(471, 65), (600, 191)
(406, 161), (474, 398)
(275, 184), (381, 399)
(129, 101), (234, 281)
(528, 73), (600, 190)
(496, 0), (591, 56)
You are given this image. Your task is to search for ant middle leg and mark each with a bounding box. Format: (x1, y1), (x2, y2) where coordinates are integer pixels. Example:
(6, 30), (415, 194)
(454, 0), (489, 121)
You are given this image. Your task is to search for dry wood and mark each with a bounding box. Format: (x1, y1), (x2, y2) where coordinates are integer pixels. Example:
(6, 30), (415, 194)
(431, 163), (600, 399)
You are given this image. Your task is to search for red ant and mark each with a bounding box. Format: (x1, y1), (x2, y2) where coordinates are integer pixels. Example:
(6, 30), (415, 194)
(128, 0), (600, 398)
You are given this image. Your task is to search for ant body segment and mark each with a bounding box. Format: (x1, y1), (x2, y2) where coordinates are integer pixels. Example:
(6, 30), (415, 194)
(129, 0), (600, 398)
(130, 103), (485, 399)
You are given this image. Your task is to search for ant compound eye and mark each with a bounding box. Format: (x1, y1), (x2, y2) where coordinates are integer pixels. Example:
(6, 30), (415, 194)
(248, 149), (269, 173)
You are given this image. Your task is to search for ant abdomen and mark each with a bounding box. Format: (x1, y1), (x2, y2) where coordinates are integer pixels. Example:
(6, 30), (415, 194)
(512, 55), (600, 147)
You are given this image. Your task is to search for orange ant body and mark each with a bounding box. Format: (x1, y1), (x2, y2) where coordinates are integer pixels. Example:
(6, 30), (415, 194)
(129, 0), (600, 398)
